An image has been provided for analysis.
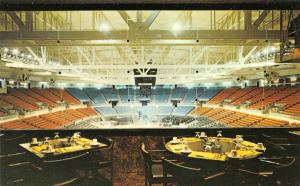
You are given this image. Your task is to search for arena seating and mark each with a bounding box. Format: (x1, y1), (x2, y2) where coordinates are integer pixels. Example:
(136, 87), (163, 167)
(0, 100), (12, 112)
(153, 87), (171, 103)
(64, 117), (103, 129)
(23, 116), (60, 129)
(83, 88), (107, 104)
(0, 88), (81, 117)
(66, 86), (221, 106)
(198, 87), (222, 101)
(0, 120), (38, 129)
(0, 95), (39, 112)
(182, 88), (205, 104)
(172, 106), (195, 116)
(170, 87), (188, 100)
(282, 103), (300, 116)
(0, 111), (5, 117)
(19, 89), (56, 106)
(226, 87), (257, 103)
(94, 106), (117, 116)
(191, 107), (298, 127)
(230, 87), (262, 106)
(66, 88), (91, 101)
(208, 87), (239, 104)
(101, 88), (120, 101)
(48, 88), (80, 104)
(115, 106), (137, 115)
(207, 86), (300, 116)
(0, 108), (99, 129)
(118, 88), (135, 104)
(249, 87), (287, 110)
(8, 89), (41, 108)
(277, 89), (300, 108)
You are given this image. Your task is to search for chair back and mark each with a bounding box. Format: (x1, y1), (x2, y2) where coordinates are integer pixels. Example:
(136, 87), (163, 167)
(140, 143), (154, 179)
(162, 157), (202, 186)
(42, 152), (90, 170)
(96, 136), (114, 160)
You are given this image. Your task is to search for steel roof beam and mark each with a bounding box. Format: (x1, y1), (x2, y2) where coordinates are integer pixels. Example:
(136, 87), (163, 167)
(0, 30), (283, 40)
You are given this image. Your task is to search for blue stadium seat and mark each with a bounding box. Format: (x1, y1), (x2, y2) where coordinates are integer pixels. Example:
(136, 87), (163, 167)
(171, 87), (188, 100)
(198, 87), (223, 101)
(172, 106), (195, 116)
(94, 106), (117, 116)
(101, 88), (120, 101)
(66, 88), (90, 101)
(83, 88), (107, 105)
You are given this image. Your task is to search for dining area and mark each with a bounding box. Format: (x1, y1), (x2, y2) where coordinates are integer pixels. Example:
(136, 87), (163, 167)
(0, 129), (299, 186)
(140, 131), (299, 186)
(0, 131), (114, 186)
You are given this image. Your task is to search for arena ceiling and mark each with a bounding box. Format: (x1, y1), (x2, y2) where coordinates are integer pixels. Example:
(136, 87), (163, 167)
(0, 10), (299, 85)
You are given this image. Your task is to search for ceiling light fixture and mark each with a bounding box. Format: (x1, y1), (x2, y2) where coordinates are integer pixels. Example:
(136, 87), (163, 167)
(99, 23), (110, 32)
(12, 49), (19, 55)
(172, 23), (182, 33)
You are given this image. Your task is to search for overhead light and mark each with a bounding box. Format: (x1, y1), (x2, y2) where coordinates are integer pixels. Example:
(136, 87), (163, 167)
(12, 49), (19, 55)
(172, 23), (182, 32)
(21, 53), (25, 57)
(270, 46), (276, 53)
(256, 52), (261, 58)
(262, 48), (269, 55)
(99, 23), (110, 32)
(290, 76), (297, 82)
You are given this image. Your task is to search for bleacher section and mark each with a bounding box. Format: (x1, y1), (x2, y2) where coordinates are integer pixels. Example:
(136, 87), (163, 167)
(66, 88), (90, 101)
(65, 86), (222, 106)
(170, 87), (188, 100)
(0, 108), (99, 129)
(83, 88), (107, 104)
(94, 106), (117, 116)
(49, 88), (80, 104)
(191, 107), (299, 127)
(0, 88), (81, 117)
(206, 86), (300, 117)
(153, 88), (171, 103)
(182, 88), (206, 104)
(101, 88), (120, 101)
(1, 86), (299, 128)
(198, 87), (222, 101)
(208, 87), (239, 104)
(172, 106), (195, 116)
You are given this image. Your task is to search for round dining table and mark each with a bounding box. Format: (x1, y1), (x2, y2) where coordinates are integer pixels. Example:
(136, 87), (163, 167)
(165, 135), (266, 162)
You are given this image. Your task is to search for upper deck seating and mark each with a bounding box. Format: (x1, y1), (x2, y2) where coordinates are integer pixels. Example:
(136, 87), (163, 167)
(172, 106), (195, 116)
(19, 89), (56, 106)
(48, 88), (80, 104)
(208, 87), (239, 104)
(170, 87), (188, 100)
(83, 88), (107, 104)
(250, 87), (294, 110)
(66, 88), (90, 101)
(32, 88), (61, 103)
(153, 88), (171, 103)
(226, 87), (257, 103)
(101, 88), (120, 101)
(0, 95), (39, 111)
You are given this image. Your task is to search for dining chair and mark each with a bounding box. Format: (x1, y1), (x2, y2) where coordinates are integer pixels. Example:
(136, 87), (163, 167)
(88, 135), (114, 185)
(140, 143), (174, 186)
(31, 151), (90, 186)
(162, 157), (202, 186)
